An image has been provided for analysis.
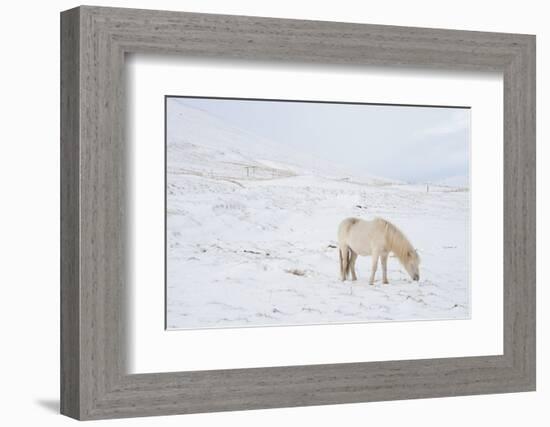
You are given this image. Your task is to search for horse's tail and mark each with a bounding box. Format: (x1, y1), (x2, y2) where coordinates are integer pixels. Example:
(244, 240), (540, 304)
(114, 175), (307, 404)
(338, 218), (359, 281)
(339, 248), (344, 280)
(346, 251), (352, 278)
(339, 245), (351, 281)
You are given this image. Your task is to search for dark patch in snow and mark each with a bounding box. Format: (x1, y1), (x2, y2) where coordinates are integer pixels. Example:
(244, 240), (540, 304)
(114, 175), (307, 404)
(285, 268), (307, 277)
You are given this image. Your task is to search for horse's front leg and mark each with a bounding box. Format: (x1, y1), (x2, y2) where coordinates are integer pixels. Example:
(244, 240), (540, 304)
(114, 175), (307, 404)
(369, 253), (379, 285)
(381, 253), (389, 284)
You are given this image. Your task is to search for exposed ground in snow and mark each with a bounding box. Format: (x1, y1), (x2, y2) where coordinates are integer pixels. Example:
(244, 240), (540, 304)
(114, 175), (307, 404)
(166, 99), (470, 330)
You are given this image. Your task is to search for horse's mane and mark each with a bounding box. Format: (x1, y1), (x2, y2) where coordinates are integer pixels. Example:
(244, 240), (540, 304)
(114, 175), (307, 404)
(378, 218), (418, 266)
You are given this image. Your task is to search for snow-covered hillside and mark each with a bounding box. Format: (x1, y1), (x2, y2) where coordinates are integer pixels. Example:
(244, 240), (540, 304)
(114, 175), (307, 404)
(166, 99), (470, 329)
(435, 175), (470, 189)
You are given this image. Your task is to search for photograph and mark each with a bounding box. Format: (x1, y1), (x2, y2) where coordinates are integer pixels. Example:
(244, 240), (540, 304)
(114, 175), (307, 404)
(165, 96), (471, 330)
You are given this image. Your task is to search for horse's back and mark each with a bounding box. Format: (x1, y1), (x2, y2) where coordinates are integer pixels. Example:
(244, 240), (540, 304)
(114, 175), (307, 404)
(338, 217), (390, 256)
(338, 217), (360, 244)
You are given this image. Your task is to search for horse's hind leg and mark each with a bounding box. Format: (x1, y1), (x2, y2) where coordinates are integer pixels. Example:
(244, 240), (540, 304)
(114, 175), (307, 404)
(349, 250), (358, 281)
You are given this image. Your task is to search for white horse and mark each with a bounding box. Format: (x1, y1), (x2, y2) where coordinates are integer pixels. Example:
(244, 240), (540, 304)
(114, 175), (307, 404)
(337, 217), (420, 284)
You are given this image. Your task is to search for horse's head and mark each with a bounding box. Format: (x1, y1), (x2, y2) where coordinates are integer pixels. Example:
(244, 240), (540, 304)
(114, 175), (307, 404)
(404, 249), (421, 281)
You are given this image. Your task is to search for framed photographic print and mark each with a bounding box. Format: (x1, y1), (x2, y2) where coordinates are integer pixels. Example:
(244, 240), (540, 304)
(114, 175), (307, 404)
(61, 5), (536, 420)
(164, 95), (471, 330)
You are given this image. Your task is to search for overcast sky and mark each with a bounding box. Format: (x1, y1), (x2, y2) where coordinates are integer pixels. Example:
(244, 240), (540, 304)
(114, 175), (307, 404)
(171, 97), (470, 183)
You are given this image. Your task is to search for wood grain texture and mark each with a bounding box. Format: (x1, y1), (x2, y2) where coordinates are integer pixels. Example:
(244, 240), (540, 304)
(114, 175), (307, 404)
(60, 5), (536, 420)
(60, 7), (80, 419)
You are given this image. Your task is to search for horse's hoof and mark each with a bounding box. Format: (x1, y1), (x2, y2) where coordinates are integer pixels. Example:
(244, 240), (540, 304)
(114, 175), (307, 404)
(369, 282), (374, 286)
(383, 280), (389, 285)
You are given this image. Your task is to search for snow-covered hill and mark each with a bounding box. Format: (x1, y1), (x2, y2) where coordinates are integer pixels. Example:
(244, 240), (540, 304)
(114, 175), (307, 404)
(166, 100), (470, 329)
(435, 175), (469, 189)
(167, 99), (393, 185)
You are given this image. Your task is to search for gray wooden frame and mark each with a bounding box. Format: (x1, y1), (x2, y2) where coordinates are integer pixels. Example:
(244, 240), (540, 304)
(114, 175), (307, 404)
(60, 5), (536, 421)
